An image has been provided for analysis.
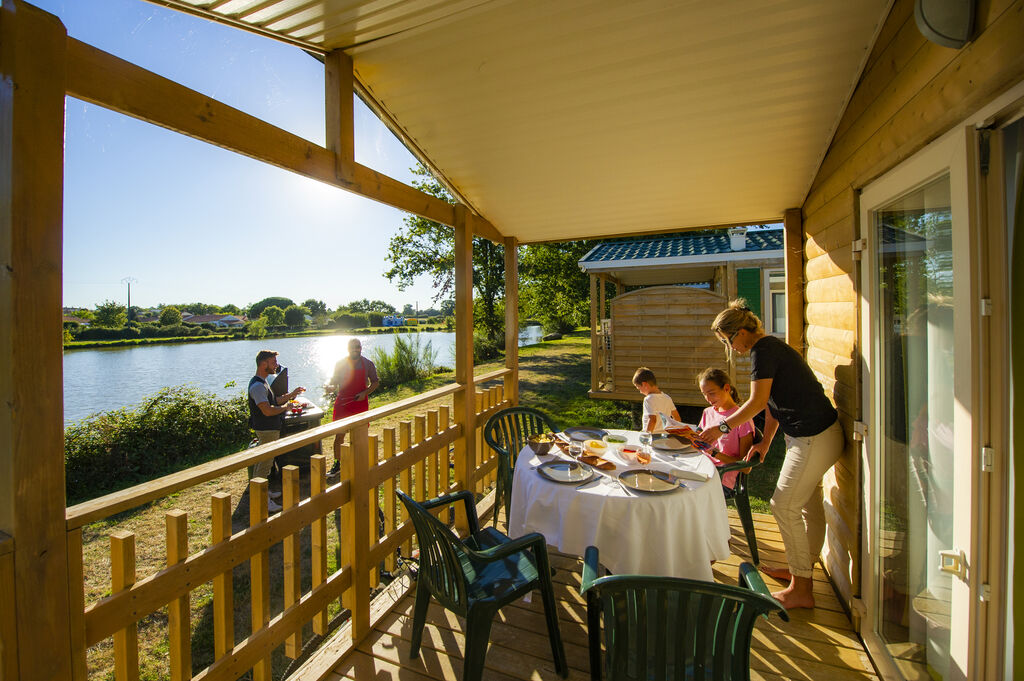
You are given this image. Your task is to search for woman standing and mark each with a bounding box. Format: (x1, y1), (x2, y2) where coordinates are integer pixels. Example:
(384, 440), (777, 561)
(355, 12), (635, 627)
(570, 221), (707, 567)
(696, 299), (843, 609)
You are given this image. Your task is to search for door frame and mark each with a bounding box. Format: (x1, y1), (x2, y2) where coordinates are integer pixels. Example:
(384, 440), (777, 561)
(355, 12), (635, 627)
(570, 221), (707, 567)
(857, 81), (1024, 681)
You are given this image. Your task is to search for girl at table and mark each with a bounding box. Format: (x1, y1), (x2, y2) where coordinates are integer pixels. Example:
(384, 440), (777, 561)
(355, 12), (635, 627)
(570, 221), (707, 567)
(696, 299), (843, 610)
(696, 368), (755, 496)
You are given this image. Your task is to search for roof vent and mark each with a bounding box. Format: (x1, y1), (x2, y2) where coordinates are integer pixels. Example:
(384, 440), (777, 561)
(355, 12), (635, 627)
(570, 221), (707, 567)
(728, 227), (748, 251)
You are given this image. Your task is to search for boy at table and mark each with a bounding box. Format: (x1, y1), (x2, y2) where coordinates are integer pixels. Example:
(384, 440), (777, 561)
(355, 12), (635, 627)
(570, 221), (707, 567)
(632, 367), (680, 433)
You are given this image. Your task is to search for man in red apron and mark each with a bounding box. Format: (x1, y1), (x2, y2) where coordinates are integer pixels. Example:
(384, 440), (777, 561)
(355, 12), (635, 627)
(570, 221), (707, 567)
(328, 338), (380, 474)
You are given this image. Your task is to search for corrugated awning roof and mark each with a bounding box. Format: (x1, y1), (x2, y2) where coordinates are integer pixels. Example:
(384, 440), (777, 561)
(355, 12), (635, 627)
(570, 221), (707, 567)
(145, 0), (891, 244)
(580, 228), (784, 264)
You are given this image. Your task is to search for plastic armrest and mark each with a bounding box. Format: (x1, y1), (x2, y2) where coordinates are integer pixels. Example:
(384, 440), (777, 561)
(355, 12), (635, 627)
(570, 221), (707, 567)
(718, 459), (762, 475)
(473, 531), (547, 563)
(420, 490), (481, 535)
(580, 545), (601, 594)
(738, 562), (789, 621)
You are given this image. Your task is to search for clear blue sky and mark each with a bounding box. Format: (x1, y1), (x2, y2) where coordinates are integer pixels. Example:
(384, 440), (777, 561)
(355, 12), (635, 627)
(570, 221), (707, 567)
(30, 0), (442, 313)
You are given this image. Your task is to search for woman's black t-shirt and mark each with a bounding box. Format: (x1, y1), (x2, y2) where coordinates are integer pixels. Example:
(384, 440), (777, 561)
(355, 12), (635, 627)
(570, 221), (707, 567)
(750, 335), (837, 437)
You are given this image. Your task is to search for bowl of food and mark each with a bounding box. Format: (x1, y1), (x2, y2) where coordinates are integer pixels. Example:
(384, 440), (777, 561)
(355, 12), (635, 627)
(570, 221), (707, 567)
(584, 439), (609, 456)
(528, 433), (555, 455)
(603, 433), (627, 454)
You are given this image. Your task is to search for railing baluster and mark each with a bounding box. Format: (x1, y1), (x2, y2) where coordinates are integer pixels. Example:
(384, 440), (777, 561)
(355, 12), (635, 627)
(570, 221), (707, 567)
(438, 405), (451, 492)
(398, 421), (412, 559)
(414, 415), (427, 501)
(382, 428), (397, 574)
(310, 455), (328, 636)
(475, 390), (487, 487)
(210, 492), (234, 660)
(248, 477), (271, 681)
(282, 465), (301, 658)
(166, 510), (191, 681)
(339, 442), (353, 618)
(110, 531), (138, 681)
(427, 409), (439, 497)
(67, 528), (87, 681)
(368, 434), (379, 589)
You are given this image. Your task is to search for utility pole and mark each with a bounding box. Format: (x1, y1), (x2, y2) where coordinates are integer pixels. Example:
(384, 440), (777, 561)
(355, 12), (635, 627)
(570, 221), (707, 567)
(122, 276), (137, 319)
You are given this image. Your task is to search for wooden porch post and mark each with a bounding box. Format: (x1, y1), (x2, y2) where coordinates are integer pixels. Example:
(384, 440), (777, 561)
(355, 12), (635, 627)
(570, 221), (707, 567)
(783, 207), (805, 351)
(0, 3), (73, 679)
(589, 274), (598, 393)
(504, 236), (519, 406)
(325, 48), (355, 184)
(453, 206), (475, 530)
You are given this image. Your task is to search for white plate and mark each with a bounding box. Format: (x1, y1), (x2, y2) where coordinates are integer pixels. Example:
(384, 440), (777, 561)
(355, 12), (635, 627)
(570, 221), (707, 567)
(536, 460), (595, 484)
(618, 469), (679, 493)
(651, 435), (696, 453)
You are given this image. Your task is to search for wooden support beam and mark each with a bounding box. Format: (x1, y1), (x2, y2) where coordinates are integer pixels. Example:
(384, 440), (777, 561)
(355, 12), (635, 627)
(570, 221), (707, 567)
(783, 207), (805, 351)
(0, 3), (73, 679)
(64, 38), (457, 228)
(590, 275), (599, 393)
(504, 236), (519, 406)
(325, 49), (355, 183)
(453, 205), (475, 531)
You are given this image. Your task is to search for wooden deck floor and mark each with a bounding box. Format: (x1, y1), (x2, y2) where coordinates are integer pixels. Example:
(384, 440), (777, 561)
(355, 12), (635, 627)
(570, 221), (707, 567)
(320, 511), (879, 681)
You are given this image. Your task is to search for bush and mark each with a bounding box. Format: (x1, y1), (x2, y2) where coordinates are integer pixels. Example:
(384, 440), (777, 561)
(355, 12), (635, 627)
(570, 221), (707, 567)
(473, 332), (504, 363)
(332, 313), (369, 329)
(368, 312), (384, 327)
(371, 335), (439, 388)
(542, 316), (576, 335)
(64, 386), (251, 503)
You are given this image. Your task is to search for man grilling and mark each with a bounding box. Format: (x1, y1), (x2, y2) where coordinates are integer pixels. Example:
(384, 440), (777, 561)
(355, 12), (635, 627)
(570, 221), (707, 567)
(248, 349), (305, 512)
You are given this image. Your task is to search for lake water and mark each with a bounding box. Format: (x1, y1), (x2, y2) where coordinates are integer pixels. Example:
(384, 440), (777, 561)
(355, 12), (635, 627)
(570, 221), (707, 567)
(62, 327), (543, 424)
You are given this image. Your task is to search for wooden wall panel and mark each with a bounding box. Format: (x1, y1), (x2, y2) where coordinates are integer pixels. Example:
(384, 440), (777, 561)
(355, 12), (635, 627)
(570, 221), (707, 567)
(608, 285), (753, 408)
(798, 0), (1024, 612)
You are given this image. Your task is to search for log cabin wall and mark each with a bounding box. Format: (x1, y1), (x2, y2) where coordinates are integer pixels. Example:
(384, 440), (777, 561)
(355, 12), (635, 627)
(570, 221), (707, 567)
(800, 0), (1024, 609)
(609, 286), (752, 408)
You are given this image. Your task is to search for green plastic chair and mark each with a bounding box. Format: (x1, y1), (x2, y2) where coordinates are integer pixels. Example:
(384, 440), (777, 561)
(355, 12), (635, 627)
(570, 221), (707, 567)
(715, 427), (765, 565)
(483, 406), (559, 527)
(580, 545), (787, 681)
(397, 489), (568, 681)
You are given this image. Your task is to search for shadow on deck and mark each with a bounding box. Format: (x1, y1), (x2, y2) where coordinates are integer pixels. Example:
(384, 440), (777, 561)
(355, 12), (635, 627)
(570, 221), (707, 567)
(311, 511), (879, 681)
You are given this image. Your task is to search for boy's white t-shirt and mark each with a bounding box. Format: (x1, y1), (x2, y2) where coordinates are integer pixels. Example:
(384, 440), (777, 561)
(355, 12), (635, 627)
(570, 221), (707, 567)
(642, 391), (677, 433)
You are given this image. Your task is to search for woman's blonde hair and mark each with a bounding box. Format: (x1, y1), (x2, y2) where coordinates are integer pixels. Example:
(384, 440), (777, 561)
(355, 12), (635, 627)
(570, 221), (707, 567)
(711, 298), (763, 337)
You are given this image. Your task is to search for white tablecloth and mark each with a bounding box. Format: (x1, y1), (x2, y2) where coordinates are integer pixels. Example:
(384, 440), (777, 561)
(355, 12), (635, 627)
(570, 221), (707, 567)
(507, 429), (731, 581)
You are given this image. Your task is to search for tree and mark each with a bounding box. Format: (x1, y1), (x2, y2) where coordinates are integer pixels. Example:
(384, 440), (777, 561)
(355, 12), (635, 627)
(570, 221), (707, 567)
(519, 241), (597, 332)
(249, 297), (294, 318)
(169, 302), (218, 315)
(284, 304), (309, 327)
(261, 305), (285, 327)
(439, 299), (455, 317)
(220, 303), (240, 314)
(302, 298), (328, 316)
(384, 164), (505, 341)
(94, 300), (127, 327)
(402, 303), (415, 316)
(159, 306), (183, 326)
(347, 299), (396, 315)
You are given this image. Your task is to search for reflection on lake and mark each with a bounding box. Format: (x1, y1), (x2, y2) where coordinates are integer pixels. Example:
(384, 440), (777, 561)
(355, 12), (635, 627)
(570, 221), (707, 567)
(63, 327), (543, 424)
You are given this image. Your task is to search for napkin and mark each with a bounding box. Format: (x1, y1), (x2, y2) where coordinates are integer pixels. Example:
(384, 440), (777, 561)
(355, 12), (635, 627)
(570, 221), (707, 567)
(667, 468), (712, 483)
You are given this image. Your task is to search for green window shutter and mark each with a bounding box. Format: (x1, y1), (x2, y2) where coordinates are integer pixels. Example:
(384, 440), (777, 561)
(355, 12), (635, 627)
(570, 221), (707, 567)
(736, 268), (761, 318)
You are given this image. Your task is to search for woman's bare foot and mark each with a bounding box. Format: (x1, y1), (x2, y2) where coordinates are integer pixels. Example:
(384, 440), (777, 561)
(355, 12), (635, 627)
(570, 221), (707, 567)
(771, 576), (815, 609)
(759, 564), (792, 581)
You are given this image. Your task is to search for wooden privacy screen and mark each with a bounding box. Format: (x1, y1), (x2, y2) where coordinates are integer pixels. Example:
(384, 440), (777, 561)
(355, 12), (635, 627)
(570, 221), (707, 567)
(608, 286), (752, 407)
(64, 377), (510, 681)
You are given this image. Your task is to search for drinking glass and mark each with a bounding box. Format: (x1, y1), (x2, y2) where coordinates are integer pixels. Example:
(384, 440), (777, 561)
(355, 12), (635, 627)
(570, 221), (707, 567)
(638, 432), (653, 455)
(568, 440), (584, 459)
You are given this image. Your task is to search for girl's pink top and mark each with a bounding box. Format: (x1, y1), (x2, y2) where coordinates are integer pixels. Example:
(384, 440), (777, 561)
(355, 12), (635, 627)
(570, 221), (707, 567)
(698, 405), (754, 489)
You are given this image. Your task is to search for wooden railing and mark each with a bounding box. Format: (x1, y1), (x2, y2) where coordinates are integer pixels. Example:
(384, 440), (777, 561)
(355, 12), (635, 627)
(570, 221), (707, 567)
(64, 371), (513, 681)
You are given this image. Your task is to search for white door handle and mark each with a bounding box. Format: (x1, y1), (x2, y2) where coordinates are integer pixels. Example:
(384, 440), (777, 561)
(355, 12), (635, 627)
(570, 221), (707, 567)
(938, 549), (968, 580)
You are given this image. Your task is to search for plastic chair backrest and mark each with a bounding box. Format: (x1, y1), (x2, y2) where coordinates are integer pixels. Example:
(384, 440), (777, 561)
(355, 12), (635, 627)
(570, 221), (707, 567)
(483, 407), (559, 459)
(397, 491), (475, 612)
(587, 574), (783, 681)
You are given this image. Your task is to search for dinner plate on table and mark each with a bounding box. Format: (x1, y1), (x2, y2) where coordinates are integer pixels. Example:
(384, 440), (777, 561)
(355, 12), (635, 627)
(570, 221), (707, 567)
(618, 469), (679, 494)
(536, 460), (595, 484)
(651, 434), (697, 454)
(563, 426), (608, 441)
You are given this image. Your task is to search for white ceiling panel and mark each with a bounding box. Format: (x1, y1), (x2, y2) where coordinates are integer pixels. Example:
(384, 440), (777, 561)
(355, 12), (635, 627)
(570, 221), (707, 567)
(148, 0), (890, 242)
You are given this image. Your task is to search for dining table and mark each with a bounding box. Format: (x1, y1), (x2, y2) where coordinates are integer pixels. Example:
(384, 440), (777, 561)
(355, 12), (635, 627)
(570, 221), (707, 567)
(506, 429), (731, 581)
